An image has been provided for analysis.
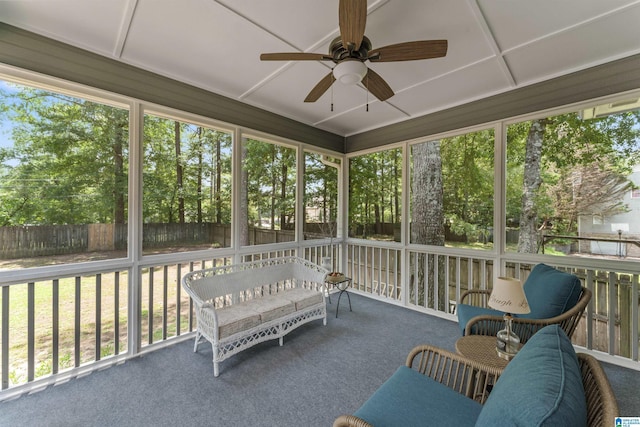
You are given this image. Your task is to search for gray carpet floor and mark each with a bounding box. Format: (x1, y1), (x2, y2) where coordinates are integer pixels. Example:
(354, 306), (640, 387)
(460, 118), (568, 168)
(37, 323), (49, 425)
(0, 293), (638, 426)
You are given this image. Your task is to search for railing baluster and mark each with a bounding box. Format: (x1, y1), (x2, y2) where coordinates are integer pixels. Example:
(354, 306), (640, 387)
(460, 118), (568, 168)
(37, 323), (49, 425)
(632, 274), (639, 362)
(586, 269), (594, 350)
(385, 249), (390, 298)
(424, 253), (429, 308)
(2, 285), (9, 389)
(75, 276), (81, 368)
(148, 267), (154, 345)
(96, 274), (101, 361)
(114, 272), (120, 356)
(434, 254), (440, 310)
(176, 264), (182, 336)
(608, 272), (616, 356)
(445, 255), (451, 314)
(52, 279), (59, 374)
(455, 257), (461, 311)
(27, 282), (34, 382)
(163, 265), (168, 341)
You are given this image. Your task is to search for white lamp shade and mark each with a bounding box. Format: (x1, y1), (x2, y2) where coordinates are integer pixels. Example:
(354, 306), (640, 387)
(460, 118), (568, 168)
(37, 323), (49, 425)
(488, 276), (530, 314)
(333, 60), (367, 85)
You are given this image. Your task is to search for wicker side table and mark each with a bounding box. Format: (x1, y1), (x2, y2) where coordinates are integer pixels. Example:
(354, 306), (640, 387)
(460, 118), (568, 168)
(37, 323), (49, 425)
(455, 335), (512, 371)
(455, 335), (516, 400)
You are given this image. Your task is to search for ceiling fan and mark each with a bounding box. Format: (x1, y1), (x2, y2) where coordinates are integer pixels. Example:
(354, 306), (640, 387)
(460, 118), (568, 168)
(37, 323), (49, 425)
(260, 0), (448, 103)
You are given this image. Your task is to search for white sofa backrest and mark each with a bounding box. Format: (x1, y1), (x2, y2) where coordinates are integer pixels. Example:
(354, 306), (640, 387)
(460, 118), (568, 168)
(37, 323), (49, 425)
(183, 256), (328, 306)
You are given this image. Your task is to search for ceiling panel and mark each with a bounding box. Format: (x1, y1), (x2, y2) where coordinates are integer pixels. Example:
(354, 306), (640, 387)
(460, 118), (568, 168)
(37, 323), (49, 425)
(0, 0), (128, 55)
(389, 58), (512, 119)
(121, 0), (296, 98)
(504, 4), (640, 85)
(478, 0), (638, 51)
(216, 0), (340, 51)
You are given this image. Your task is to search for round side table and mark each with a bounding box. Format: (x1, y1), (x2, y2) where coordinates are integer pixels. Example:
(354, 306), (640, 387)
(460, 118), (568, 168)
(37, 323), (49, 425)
(324, 277), (352, 318)
(455, 335), (511, 370)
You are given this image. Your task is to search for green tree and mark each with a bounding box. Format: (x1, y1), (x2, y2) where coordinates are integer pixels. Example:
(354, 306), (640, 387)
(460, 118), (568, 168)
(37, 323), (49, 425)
(348, 148), (402, 238)
(0, 86), (128, 226)
(440, 129), (494, 241)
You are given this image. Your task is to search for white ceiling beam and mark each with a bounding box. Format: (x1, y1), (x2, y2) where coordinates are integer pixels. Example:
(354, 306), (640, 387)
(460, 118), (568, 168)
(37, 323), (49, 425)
(113, 0), (138, 58)
(468, 0), (515, 87)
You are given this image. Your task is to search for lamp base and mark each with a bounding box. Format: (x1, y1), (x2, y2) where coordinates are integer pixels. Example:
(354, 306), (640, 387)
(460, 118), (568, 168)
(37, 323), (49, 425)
(495, 346), (519, 361)
(495, 315), (521, 360)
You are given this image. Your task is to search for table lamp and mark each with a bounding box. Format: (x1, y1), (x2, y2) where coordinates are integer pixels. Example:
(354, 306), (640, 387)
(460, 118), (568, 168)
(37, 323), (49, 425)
(488, 277), (530, 360)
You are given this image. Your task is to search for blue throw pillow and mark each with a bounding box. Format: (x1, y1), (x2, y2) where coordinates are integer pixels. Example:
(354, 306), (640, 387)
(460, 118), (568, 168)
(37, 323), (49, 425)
(520, 264), (582, 319)
(475, 325), (587, 427)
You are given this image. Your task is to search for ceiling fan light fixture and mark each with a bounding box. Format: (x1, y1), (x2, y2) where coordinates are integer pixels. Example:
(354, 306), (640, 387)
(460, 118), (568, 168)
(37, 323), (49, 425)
(333, 60), (367, 85)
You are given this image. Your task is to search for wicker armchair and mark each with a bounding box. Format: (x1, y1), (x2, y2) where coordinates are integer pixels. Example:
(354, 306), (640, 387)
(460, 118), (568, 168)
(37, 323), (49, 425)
(459, 285), (591, 343)
(458, 263), (591, 344)
(333, 348), (618, 427)
(333, 345), (502, 427)
(579, 353), (619, 426)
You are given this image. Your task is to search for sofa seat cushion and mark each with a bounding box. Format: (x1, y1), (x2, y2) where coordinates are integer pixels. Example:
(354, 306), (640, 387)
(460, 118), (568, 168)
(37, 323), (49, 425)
(354, 366), (482, 427)
(520, 263), (582, 319)
(476, 324), (587, 427)
(281, 287), (324, 311)
(215, 304), (262, 339)
(244, 295), (296, 323)
(457, 303), (505, 335)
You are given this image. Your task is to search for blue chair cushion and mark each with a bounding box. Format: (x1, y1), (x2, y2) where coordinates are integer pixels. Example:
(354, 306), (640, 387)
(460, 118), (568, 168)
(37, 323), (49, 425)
(354, 365), (482, 427)
(456, 303), (505, 335)
(520, 264), (582, 319)
(475, 324), (587, 427)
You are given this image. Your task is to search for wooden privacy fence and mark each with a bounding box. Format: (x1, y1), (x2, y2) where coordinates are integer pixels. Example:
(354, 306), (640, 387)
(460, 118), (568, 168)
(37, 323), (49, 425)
(0, 223), (293, 259)
(0, 225), (89, 258)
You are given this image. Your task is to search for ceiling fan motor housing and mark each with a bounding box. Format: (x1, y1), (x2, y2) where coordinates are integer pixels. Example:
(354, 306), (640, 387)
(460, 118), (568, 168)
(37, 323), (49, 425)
(329, 36), (372, 61)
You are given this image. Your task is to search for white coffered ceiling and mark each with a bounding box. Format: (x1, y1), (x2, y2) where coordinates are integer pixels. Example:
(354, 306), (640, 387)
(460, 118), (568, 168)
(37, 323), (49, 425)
(1, 0), (640, 137)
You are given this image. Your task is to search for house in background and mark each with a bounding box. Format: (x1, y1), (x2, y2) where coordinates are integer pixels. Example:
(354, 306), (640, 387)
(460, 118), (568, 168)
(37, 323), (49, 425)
(578, 164), (640, 258)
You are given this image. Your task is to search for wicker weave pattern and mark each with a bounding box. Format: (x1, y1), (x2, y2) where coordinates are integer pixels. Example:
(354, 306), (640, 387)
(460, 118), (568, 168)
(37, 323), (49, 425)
(578, 353), (619, 426)
(182, 256), (328, 376)
(333, 347), (618, 427)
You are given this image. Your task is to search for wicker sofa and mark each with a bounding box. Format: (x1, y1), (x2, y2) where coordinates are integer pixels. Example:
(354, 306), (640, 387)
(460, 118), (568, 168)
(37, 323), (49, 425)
(334, 325), (618, 427)
(181, 256), (327, 376)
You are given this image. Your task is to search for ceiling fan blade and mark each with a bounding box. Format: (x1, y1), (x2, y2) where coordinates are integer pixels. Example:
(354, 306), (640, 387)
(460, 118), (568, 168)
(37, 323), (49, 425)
(362, 68), (394, 102)
(368, 40), (448, 62)
(304, 72), (336, 103)
(339, 0), (367, 51)
(260, 52), (332, 61)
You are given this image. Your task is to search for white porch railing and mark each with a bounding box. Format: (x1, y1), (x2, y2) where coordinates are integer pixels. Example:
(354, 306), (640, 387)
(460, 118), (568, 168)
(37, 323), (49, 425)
(346, 241), (640, 368)
(1, 240), (638, 400)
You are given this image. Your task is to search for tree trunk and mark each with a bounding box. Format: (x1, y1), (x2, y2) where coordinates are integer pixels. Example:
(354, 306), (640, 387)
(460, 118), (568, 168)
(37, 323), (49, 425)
(215, 135), (222, 224)
(174, 121), (185, 224)
(411, 141), (445, 246)
(270, 147), (276, 230)
(196, 127), (203, 223)
(280, 161), (287, 229)
(411, 140), (446, 310)
(239, 142), (249, 245)
(112, 113), (126, 224)
(518, 119), (547, 253)
(393, 150), (400, 223)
